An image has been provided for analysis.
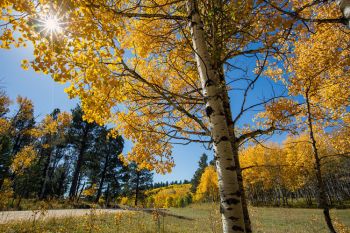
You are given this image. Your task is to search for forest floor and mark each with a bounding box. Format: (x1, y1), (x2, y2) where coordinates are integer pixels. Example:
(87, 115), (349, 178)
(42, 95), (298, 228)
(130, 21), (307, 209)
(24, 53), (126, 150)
(0, 203), (349, 232)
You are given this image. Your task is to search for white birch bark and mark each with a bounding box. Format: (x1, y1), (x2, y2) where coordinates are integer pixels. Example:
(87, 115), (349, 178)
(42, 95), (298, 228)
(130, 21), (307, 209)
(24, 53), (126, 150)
(337, 0), (350, 27)
(187, 1), (246, 232)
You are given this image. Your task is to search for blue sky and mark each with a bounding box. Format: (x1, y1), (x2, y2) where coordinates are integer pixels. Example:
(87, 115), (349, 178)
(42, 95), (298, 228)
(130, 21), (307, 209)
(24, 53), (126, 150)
(0, 44), (286, 183)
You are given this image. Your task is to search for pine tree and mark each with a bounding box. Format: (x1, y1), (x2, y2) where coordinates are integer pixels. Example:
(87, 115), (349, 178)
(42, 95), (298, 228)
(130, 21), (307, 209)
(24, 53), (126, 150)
(91, 127), (124, 203)
(67, 105), (100, 199)
(191, 153), (208, 193)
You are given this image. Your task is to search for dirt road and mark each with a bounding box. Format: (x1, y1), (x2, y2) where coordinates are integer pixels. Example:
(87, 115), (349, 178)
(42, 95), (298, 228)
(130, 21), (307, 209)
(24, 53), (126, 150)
(0, 209), (126, 224)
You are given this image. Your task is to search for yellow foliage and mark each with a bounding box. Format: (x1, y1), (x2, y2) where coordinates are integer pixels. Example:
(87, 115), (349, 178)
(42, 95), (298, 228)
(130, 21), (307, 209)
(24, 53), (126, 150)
(145, 184), (192, 208)
(82, 184), (97, 197)
(241, 140), (314, 192)
(0, 91), (11, 116)
(0, 179), (13, 209)
(31, 111), (72, 141)
(0, 118), (10, 135)
(241, 128), (349, 193)
(286, 4), (350, 127)
(194, 166), (219, 202)
(120, 197), (129, 206)
(15, 96), (34, 121)
(10, 145), (36, 175)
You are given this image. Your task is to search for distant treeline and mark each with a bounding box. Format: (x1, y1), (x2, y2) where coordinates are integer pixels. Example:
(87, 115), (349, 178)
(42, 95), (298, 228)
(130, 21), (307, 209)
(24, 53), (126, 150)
(152, 180), (190, 189)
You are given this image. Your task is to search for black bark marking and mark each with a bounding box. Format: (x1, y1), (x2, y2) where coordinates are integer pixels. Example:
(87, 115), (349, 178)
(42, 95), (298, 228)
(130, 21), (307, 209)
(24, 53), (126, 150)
(220, 136), (229, 141)
(229, 216), (239, 221)
(205, 79), (214, 87)
(225, 198), (240, 205)
(226, 166), (236, 171)
(232, 225), (245, 232)
(206, 106), (214, 117)
(215, 94), (224, 101)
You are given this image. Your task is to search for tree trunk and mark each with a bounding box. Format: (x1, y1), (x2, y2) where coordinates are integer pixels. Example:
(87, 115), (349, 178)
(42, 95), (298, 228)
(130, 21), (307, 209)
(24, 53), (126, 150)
(95, 153), (109, 203)
(57, 170), (66, 198)
(337, 0), (350, 27)
(77, 181), (85, 203)
(105, 184), (110, 207)
(0, 179), (4, 191)
(188, 1), (246, 232)
(134, 170), (140, 207)
(39, 148), (53, 199)
(305, 92), (337, 233)
(69, 139), (87, 199)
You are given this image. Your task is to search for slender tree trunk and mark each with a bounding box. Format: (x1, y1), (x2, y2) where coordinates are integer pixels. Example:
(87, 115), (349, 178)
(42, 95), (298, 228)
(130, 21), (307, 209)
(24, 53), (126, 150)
(69, 125), (90, 199)
(105, 184), (110, 207)
(305, 92), (337, 233)
(0, 179), (4, 191)
(69, 140), (87, 199)
(95, 154), (109, 203)
(77, 182), (85, 203)
(39, 148), (53, 199)
(57, 170), (66, 198)
(134, 171), (140, 207)
(16, 196), (22, 209)
(188, 1), (246, 232)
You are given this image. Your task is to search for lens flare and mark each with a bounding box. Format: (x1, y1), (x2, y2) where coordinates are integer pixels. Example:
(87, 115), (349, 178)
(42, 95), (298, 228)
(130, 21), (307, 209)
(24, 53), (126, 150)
(37, 13), (64, 39)
(44, 16), (61, 33)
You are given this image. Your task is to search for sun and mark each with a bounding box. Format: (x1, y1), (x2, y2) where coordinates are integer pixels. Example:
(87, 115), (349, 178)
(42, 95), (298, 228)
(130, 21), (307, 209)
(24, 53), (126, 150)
(37, 13), (63, 38)
(44, 16), (61, 33)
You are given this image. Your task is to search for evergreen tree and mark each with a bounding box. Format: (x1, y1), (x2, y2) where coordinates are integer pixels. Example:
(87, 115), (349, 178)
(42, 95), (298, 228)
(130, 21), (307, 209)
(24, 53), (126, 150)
(183, 180), (190, 184)
(0, 136), (11, 189)
(67, 105), (100, 199)
(87, 127), (124, 203)
(190, 153), (208, 193)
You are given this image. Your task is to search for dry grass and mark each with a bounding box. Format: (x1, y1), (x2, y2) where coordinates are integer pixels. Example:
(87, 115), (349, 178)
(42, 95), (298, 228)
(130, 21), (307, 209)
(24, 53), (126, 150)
(0, 203), (349, 233)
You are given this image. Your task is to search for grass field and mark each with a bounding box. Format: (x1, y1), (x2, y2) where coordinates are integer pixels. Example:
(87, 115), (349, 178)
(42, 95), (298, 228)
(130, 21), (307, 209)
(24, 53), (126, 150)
(0, 203), (349, 233)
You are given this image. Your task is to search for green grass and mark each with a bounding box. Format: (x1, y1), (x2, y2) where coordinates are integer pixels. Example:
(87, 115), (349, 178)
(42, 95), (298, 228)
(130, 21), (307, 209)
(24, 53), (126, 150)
(0, 203), (349, 233)
(251, 198), (350, 209)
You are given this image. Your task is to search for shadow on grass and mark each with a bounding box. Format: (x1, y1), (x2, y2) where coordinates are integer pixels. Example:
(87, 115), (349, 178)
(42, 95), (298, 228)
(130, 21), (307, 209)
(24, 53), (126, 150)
(141, 209), (194, 221)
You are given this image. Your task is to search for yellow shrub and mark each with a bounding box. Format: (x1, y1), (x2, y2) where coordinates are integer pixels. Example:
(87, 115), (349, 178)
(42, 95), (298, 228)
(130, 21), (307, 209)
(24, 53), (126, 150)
(82, 184), (97, 197)
(120, 197), (129, 205)
(0, 179), (13, 209)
